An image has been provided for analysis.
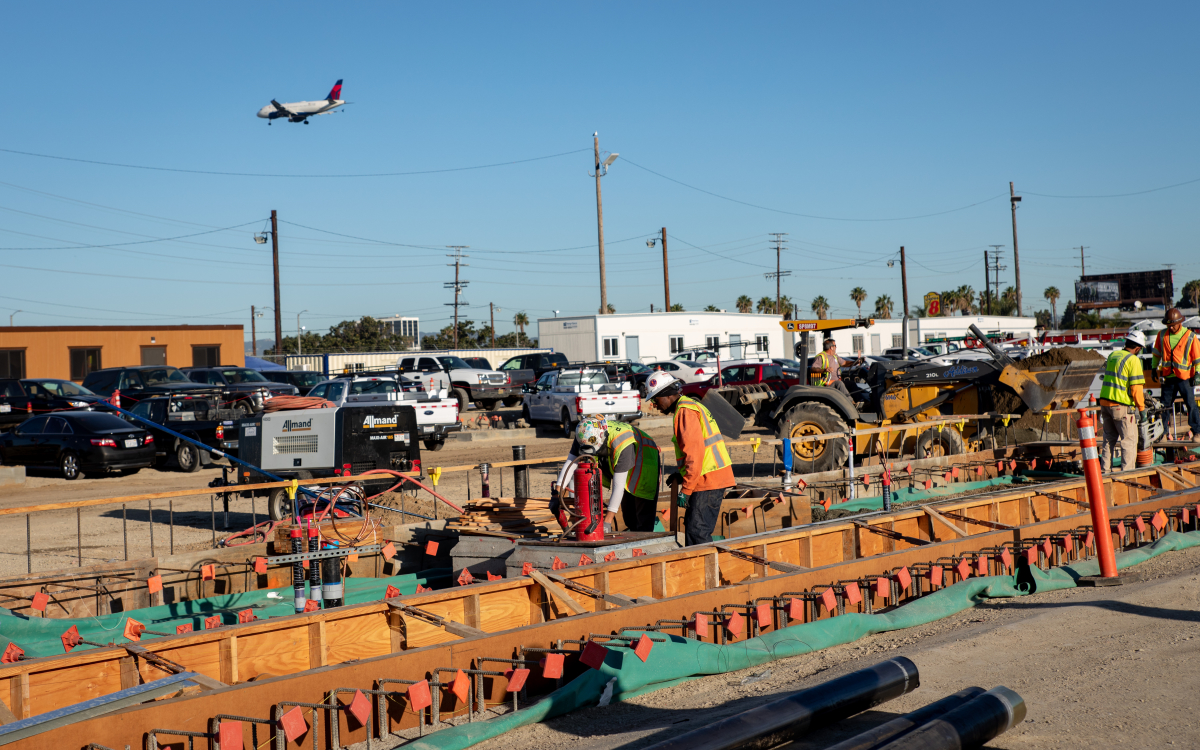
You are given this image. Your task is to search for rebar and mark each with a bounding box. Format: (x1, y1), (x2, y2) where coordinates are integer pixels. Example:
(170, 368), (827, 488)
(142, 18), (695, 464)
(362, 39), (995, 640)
(122, 504), (128, 561)
(25, 514), (31, 574)
(169, 500), (174, 555)
(148, 500), (155, 557)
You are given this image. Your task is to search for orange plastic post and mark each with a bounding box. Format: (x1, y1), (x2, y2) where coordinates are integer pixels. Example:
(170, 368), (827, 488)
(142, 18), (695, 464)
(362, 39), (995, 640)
(1078, 409), (1118, 578)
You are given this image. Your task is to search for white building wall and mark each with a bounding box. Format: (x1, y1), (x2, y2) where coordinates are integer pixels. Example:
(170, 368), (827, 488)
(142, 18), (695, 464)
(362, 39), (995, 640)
(817, 316), (1038, 357)
(539, 312), (787, 363)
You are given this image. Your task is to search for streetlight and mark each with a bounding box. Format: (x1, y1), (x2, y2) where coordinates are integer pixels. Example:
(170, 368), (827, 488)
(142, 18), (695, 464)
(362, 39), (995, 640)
(9, 310), (21, 326)
(297, 310), (308, 357)
(591, 133), (619, 315)
(553, 310), (560, 318)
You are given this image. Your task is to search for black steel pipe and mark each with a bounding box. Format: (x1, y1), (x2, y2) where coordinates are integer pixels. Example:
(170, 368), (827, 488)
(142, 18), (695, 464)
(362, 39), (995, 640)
(513, 445), (530, 499)
(875, 686), (1026, 750)
(823, 687), (985, 750)
(640, 657), (919, 750)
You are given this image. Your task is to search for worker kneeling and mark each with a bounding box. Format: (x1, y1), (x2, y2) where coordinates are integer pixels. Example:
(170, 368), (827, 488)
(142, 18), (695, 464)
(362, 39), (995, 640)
(555, 416), (661, 533)
(645, 372), (735, 546)
(1098, 330), (1147, 473)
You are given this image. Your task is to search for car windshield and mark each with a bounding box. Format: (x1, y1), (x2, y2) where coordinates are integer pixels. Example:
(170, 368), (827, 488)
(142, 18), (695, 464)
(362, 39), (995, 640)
(913, 347), (937, 357)
(559, 371), (609, 387)
(627, 363), (650, 373)
(23, 380), (94, 397)
(142, 368), (190, 385)
(292, 372), (324, 387)
(350, 380), (399, 395)
(218, 369), (269, 384)
(438, 356), (473, 370)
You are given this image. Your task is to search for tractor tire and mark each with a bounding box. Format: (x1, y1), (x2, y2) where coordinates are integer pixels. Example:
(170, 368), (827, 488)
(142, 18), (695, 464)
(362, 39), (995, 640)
(776, 402), (849, 474)
(451, 388), (470, 412)
(915, 425), (966, 459)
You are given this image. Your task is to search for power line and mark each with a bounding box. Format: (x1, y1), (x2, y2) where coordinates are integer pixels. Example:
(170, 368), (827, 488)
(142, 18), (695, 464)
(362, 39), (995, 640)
(0, 146), (591, 178)
(1023, 176), (1200, 198)
(0, 220), (262, 250)
(445, 246), (470, 347)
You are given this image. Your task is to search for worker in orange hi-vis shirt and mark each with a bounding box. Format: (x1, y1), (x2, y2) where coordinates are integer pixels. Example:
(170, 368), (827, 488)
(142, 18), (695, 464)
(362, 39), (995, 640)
(1152, 308), (1200, 440)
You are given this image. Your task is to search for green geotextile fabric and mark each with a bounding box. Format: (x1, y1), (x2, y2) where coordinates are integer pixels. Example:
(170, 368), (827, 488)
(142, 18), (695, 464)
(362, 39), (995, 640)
(826, 476), (1018, 513)
(0, 568), (451, 657)
(406, 529), (1200, 750)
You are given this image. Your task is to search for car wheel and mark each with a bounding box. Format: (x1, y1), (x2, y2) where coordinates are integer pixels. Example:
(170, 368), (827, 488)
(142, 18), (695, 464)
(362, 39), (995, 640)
(60, 451), (81, 481)
(423, 439), (445, 452)
(230, 400), (253, 418)
(267, 487), (290, 521)
(561, 409), (573, 436)
(522, 403), (533, 423)
(776, 402), (849, 473)
(177, 442), (201, 473)
(451, 388), (470, 412)
(479, 399), (499, 411)
(503, 397), (521, 408)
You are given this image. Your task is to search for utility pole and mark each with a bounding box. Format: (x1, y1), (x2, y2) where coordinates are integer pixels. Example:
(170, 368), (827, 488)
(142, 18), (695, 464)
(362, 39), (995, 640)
(900, 246), (910, 351)
(489, 302), (496, 349)
(1077, 246), (1090, 277)
(445, 246), (469, 348)
(593, 135), (608, 314)
(986, 246), (1007, 315)
(270, 210), (282, 357)
(982, 251), (990, 315)
(1009, 182), (1023, 316)
(251, 305), (257, 358)
(661, 227), (670, 311)
(764, 233), (791, 316)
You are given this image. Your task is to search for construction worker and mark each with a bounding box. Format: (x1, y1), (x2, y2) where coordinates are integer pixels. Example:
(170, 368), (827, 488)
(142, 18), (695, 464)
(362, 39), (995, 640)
(554, 416), (662, 532)
(644, 372), (735, 546)
(1098, 330), (1147, 473)
(810, 338), (862, 399)
(1152, 308), (1200, 441)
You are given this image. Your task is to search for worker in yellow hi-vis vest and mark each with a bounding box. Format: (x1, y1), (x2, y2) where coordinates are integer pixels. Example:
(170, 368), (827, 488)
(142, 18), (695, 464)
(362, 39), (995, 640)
(555, 416), (661, 532)
(1098, 330), (1147, 473)
(644, 371), (734, 546)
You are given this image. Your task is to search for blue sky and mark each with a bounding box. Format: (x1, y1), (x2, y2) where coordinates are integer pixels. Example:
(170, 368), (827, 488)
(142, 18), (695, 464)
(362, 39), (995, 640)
(2, 3), (1197, 340)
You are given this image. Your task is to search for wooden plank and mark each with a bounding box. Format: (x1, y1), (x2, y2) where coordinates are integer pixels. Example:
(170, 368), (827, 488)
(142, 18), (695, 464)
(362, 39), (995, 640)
(9, 674), (28, 720)
(325, 613), (392, 664)
(704, 551), (720, 589)
(218, 636), (238, 685)
(526, 569), (587, 615)
(307, 621), (326, 669)
(119, 656), (139, 690)
(388, 611), (405, 652)
(650, 562), (666, 600)
(922, 505), (968, 537)
(464, 594), (481, 629)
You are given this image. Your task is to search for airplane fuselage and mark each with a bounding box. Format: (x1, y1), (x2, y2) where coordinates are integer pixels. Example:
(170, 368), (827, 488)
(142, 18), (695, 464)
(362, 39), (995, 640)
(257, 99), (345, 121)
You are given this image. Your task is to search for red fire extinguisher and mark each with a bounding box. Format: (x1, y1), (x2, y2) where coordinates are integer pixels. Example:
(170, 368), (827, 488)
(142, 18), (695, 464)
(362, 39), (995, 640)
(573, 461), (605, 542)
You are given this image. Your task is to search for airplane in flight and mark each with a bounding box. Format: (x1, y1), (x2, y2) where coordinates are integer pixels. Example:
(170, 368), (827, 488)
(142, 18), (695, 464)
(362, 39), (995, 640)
(257, 80), (347, 124)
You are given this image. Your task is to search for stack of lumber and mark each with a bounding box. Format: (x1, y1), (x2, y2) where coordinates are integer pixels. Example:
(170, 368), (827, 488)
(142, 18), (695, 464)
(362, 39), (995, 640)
(445, 497), (563, 538)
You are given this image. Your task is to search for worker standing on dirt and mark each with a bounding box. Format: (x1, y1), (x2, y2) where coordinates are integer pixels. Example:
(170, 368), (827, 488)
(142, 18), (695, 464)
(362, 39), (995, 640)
(810, 338), (862, 399)
(1152, 308), (1200, 441)
(554, 416), (662, 533)
(1098, 330), (1147, 472)
(644, 372), (735, 546)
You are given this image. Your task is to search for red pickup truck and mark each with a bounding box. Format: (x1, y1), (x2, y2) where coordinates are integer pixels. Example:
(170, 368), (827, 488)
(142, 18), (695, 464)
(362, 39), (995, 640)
(679, 362), (797, 400)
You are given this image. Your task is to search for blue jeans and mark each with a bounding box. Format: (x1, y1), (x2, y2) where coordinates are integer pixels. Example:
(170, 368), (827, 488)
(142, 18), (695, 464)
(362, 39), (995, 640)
(683, 488), (728, 546)
(1161, 377), (1200, 436)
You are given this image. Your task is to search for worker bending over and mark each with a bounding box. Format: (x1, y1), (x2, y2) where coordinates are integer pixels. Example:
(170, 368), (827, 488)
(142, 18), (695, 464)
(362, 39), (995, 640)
(1098, 330), (1147, 473)
(810, 338), (861, 399)
(1153, 308), (1200, 441)
(644, 372), (734, 546)
(555, 416), (661, 533)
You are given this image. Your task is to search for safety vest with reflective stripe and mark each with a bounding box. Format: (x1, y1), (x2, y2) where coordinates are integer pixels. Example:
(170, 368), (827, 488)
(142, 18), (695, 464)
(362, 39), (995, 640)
(1099, 350), (1145, 406)
(811, 352), (835, 387)
(671, 396), (733, 479)
(1153, 328), (1200, 380)
(603, 421), (660, 498)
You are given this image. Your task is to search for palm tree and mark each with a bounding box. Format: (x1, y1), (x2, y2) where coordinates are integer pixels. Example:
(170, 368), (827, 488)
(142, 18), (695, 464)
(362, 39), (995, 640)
(811, 296), (830, 320)
(513, 311), (529, 343)
(1183, 279), (1200, 310)
(850, 287), (867, 315)
(1043, 286), (1060, 327)
(778, 295), (793, 319)
(668, 303), (684, 312)
(938, 290), (957, 317)
(956, 285), (975, 315)
(874, 295), (894, 319)
(757, 296), (775, 314)
(703, 304), (719, 312)
(598, 303), (615, 314)
(736, 295), (753, 314)
(1001, 286), (1017, 315)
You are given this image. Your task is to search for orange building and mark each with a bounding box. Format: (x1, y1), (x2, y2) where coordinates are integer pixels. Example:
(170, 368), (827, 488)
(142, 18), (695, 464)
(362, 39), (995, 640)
(0, 325), (244, 381)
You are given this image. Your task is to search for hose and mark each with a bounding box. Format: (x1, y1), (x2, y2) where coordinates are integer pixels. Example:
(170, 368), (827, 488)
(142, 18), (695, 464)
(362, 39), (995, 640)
(262, 395), (335, 413)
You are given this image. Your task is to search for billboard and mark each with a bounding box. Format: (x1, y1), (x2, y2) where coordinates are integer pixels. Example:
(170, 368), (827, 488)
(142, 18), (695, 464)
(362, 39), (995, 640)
(1075, 270), (1173, 310)
(1075, 280), (1120, 306)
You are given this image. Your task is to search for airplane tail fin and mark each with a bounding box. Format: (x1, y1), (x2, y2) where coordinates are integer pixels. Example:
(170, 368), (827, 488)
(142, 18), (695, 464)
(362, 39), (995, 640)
(326, 79), (343, 101)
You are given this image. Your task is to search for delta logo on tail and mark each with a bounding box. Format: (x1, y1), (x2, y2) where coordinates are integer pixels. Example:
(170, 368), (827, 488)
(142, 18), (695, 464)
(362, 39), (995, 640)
(257, 80), (347, 124)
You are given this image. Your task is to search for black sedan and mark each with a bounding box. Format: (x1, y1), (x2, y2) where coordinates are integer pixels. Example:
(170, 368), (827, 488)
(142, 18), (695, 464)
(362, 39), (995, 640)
(0, 412), (155, 480)
(0, 379), (107, 429)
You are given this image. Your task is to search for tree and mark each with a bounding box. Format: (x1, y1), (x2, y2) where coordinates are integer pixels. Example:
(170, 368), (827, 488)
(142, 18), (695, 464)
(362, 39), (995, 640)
(264, 315), (411, 356)
(938, 290), (958, 317)
(703, 304), (719, 312)
(1044, 286), (1060, 327)
(756, 296), (775, 314)
(513, 311), (529, 344)
(1034, 309), (1053, 328)
(909, 305), (926, 318)
(778, 295), (793, 319)
(668, 303), (685, 312)
(1060, 300), (1077, 329)
(1181, 279), (1200, 310)
(956, 285), (976, 315)
(850, 287), (867, 315)
(811, 296), (830, 320)
(599, 303), (615, 314)
(736, 295), (753, 314)
(874, 295), (894, 319)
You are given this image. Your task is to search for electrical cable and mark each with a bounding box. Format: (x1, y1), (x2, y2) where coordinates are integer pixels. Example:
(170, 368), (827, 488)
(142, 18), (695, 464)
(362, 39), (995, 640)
(0, 219), (261, 251)
(1023, 176), (1200, 198)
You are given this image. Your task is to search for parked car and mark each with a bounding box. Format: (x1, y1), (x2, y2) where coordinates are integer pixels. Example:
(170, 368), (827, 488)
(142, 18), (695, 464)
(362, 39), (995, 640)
(581, 361), (654, 392)
(306, 375), (461, 451)
(259, 369), (326, 396)
(82, 366), (221, 409)
(461, 357), (493, 370)
(181, 367), (298, 416)
(521, 367), (641, 434)
(0, 379), (106, 429)
(396, 355), (515, 411)
(644, 360), (718, 387)
(882, 347), (953, 365)
(129, 395), (238, 472)
(498, 352), (571, 381)
(671, 350), (720, 364)
(0, 411), (155, 480)
(680, 361), (797, 400)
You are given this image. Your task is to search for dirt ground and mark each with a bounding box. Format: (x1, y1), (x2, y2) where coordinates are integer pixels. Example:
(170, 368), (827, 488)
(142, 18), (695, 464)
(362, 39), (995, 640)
(463, 542), (1200, 750)
(0, 406), (783, 576)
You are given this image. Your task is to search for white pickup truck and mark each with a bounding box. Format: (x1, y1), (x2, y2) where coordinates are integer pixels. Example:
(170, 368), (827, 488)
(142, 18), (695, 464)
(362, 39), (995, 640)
(306, 376), (461, 451)
(396, 355), (517, 411)
(521, 367), (642, 434)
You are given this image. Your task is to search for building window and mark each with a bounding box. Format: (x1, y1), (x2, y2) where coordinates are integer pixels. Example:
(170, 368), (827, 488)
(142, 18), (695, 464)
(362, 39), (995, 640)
(892, 334), (903, 348)
(705, 335), (719, 350)
(669, 335), (684, 354)
(755, 334), (770, 353)
(69, 348), (102, 381)
(0, 349), (25, 379)
(602, 337), (619, 358)
(192, 345), (221, 368)
(852, 335), (864, 354)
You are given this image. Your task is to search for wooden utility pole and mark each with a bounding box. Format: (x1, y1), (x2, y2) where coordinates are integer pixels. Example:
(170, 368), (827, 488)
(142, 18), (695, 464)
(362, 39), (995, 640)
(445, 247), (469, 348)
(594, 135), (608, 315)
(250, 305), (257, 358)
(661, 227), (671, 311)
(270, 210), (282, 357)
(982, 251), (990, 315)
(489, 303), (495, 348)
(765, 233), (790, 316)
(1077, 246), (1089, 277)
(900, 246), (910, 351)
(1010, 182), (1023, 316)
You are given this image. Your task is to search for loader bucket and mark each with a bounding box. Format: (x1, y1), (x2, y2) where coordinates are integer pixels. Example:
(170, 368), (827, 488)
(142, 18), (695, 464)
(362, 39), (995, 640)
(999, 359), (1105, 413)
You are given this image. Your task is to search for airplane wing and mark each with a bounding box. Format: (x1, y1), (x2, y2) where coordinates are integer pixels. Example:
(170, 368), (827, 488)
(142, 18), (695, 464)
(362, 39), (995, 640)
(270, 99), (295, 116)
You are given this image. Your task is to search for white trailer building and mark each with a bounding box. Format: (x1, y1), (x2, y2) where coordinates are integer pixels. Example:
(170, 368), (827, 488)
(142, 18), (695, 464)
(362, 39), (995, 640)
(537, 312), (788, 364)
(821, 315), (1038, 356)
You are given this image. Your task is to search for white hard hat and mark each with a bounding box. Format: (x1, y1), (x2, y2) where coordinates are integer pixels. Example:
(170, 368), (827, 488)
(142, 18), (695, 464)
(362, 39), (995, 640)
(1125, 330), (1147, 348)
(644, 371), (681, 399)
(575, 416), (608, 455)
